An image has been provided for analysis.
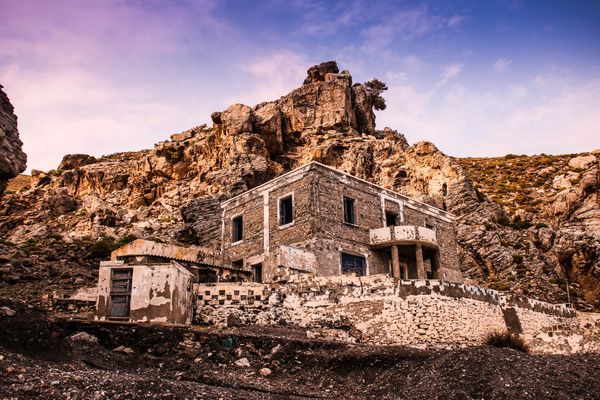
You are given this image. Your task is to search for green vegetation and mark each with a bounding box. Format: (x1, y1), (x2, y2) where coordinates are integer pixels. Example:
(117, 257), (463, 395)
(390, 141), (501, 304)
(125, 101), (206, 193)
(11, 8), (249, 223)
(89, 234), (138, 259)
(162, 146), (185, 163)
(457, 153), (576, 219)
(364, 78), (388, 111)
(488, 281), (510, 291)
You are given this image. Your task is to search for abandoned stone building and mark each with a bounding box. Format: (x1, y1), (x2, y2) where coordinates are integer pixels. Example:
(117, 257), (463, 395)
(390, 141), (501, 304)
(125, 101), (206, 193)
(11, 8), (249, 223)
(96, 161), (463, 323)
(220, 161), (462, 283)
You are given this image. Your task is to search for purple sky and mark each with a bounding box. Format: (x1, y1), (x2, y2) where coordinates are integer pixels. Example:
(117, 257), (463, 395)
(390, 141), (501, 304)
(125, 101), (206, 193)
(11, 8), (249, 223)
(1, 0), (599, 172)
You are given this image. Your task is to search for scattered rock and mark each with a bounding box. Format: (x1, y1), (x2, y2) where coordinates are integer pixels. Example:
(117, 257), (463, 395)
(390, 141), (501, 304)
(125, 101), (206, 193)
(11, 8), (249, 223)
(69, 331), (99, 344)
(0, 306), (16, 317)
(568, 154), (596, 170)
(113, 346), (135, 355)
(259, 367), (272, 376)
(226, 312), (242, 327)
(234, 357), (250, 367)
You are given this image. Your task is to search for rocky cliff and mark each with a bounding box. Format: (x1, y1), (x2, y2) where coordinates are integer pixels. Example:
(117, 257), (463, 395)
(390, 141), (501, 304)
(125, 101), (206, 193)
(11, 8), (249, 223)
(0, 85), (27, 195)
(0, 62), (598, 309)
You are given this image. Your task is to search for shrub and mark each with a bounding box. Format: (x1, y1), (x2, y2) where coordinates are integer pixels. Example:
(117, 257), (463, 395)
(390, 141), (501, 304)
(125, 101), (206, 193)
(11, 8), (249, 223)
(89, 237), (119, 258)
(364, 78), (388, 110)
(484, 331), (529, 353)
(512, 254), (524, 264)
(489, 281), (510, 291)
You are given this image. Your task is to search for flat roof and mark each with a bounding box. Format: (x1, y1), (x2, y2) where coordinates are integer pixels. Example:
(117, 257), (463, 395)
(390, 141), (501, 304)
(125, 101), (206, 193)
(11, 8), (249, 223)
(220, 161), (455, 220)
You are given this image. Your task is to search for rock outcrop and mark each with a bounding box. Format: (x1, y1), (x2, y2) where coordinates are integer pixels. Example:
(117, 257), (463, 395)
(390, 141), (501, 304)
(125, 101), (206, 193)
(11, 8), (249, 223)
(0, 85), (27, 195)
(0, 62), (597, 310)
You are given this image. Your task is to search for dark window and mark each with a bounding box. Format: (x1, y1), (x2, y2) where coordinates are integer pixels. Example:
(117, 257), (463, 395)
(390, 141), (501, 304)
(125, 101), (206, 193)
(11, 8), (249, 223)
(252, 263), (263, 283)
(385, 211), (398, 226)
(232, 215), (243, 242)
(279, 195), (293, 225)
(341, 253), (366, 276)
(231, 259), (243, 269)
(198, 269), (218, 283)
(343, 196), (356, 225)
(425, 223), (436, 231)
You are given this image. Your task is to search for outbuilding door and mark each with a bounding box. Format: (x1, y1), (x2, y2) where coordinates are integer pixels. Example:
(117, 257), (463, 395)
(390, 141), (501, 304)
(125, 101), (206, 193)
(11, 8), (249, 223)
(109, 269), (132, 320)
(341, 253), (366, 276)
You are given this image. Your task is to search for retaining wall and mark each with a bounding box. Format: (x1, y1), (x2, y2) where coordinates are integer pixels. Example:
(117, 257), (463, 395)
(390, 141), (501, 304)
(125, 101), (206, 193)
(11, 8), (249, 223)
(193, 274), (600, 354)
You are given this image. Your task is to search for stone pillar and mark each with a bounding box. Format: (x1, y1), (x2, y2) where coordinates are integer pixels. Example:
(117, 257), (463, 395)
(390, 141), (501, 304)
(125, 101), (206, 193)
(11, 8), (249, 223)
(391, 245), (401, 279)
(416, 243), (425, 279)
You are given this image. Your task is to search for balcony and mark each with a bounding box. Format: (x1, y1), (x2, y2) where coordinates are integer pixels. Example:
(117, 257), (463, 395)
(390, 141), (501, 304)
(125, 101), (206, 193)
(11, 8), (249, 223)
(370, 225), (437, 248)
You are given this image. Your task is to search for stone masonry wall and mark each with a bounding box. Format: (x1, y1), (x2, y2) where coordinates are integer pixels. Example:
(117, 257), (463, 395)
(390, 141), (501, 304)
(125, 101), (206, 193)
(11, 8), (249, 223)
(193, 274), (600, 354)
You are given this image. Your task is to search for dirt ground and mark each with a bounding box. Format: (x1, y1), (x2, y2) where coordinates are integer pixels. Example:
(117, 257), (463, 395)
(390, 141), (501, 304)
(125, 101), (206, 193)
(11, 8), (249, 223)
(1, 298), (599, 400)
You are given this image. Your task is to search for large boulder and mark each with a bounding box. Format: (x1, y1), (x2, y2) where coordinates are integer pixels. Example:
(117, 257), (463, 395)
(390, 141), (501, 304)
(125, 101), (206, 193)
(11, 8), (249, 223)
(221, 104), (253, 135)
(279, 75), (357, 133)
(303, 61), (339, 84)
(252, 102), (283, 155)
(58, 154), (97, 171)
(0, 85), (27, 194)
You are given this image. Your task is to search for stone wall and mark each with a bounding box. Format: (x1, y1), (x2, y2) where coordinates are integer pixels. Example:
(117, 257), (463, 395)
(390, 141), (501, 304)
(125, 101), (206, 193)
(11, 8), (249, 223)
(193, 274), (600, 354)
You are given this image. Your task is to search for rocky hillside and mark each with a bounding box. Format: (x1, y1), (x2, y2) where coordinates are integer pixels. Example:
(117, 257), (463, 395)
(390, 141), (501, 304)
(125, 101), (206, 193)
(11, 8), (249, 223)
(0, 61), (598, 310)
(0, 85), (27, 195)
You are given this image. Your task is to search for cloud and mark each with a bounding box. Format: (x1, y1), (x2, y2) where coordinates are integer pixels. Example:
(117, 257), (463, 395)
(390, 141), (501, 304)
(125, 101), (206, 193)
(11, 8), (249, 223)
(0, 0), (235, 172)
(493, 58), (512, 72)
(439, 63), (464, 84)
(227, 50), (310, 105)
(360, 7), (469, 52)
(377, 70), (600, 157)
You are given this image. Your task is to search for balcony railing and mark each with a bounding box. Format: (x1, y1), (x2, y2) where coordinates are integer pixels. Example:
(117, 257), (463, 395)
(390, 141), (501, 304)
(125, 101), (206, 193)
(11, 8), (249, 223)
(370, 225), (437, 248)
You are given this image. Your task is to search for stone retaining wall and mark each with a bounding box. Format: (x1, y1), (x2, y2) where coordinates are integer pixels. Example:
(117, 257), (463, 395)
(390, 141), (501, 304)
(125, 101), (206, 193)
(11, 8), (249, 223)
(193, 274), (600, 354)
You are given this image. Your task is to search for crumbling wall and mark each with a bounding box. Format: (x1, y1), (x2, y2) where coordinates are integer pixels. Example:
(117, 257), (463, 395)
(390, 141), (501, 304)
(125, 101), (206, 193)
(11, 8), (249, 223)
(96, 261), (194, 324)
(193, 274), (600, 354)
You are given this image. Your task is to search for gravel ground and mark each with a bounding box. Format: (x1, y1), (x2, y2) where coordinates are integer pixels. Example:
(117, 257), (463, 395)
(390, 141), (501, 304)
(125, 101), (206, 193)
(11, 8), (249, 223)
(1, 298), (599, 400)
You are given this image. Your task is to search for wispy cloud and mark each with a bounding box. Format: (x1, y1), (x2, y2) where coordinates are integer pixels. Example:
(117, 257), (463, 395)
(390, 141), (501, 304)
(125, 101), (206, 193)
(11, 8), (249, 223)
(361, 6), (469, 52)
(229, 50), (310, 105)
(378, 70), (600, 156)
(493, 58), (512, 72)
(439, 63), (464, 84)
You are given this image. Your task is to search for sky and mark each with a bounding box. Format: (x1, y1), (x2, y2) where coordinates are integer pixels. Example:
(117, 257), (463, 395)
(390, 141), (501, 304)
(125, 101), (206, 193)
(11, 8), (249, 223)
(1, 0), (599, 172)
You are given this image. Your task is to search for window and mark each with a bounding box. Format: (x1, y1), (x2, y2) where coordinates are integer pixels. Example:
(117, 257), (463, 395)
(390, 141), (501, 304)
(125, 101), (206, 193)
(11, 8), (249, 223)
(385, 211), (398, 226)
(252, 263), (263, 283)
(279, 195), (294, 226)
(232, 215), (243, 242)
(231, 259), (243, 269)
(341, 253), (366, 276)
(343, 196), (356, 225)
(425, 223), (436, 231)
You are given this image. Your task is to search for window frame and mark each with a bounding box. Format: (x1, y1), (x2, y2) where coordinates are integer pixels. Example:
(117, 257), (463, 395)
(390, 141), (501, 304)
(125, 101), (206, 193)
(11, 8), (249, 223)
(231, 213), (244, 244)
(339, 251), (367, 276)
(277, 192), (295, 229)
(342, 195), (357, 226)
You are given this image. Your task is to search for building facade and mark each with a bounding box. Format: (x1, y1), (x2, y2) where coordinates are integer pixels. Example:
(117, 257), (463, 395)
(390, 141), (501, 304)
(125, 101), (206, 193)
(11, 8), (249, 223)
(219, 162), (463, 284)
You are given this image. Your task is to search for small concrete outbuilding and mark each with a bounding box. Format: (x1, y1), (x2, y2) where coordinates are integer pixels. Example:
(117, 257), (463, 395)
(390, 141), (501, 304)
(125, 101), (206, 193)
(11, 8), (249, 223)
(95, 239), (218, 324)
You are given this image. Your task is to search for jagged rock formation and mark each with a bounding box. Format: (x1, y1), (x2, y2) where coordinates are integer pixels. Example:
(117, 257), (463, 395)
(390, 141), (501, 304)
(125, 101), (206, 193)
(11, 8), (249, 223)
(458, 153), (600, 309)
(0, 85), (27, 195)
(0, 62), (598, 310)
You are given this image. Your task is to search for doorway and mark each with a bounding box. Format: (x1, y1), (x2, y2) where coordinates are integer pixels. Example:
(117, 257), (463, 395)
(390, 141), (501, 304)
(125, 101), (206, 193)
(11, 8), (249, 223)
(109, 268), (132, 320)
